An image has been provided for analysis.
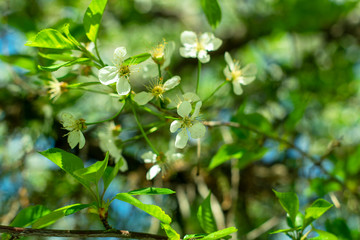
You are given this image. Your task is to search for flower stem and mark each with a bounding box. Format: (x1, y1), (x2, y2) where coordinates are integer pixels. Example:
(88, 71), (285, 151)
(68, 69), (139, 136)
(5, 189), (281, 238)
(157, 64), (162, 79)
(86, 103), (125, 125)
(203, 81), (228, 103)
(196, 60), (201, 94)
(94, 41), (105, 67)
(130, 101), (159, 155)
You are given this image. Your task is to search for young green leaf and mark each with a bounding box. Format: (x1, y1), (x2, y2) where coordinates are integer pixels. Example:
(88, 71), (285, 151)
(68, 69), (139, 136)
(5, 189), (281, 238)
(114, 193), (171, 224)
(10, 205), (51, 227)
(269, 227), (302, 234)
(197, 192), (217, 233)
(183, 234), (206, 240)
(32, 203), (91, 229)
(123, 53), (151, 65)
(161, 223), (180, 240)
(25, 29), (76, 49)
(61, 23), (81, 47)
(273, 190), (299, 227)
(208, 144), (244, 170)
(39, 148), (91, 190)
(102, 158), (121, 193)
(200, 0), (222, 29)
(304, 199), (333, 228)
(309, 229), (338, 240)
(83, 0), (108, 42)
(38, 52), (77, 61)
(201, 227), (238, 240)
(38, 58), (90, 72)
(74, 152), (109, 185)
(128, 187), (176, 195)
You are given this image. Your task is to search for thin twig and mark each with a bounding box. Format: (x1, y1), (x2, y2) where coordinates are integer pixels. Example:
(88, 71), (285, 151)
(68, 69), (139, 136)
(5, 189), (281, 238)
(0, 225), (168, 239)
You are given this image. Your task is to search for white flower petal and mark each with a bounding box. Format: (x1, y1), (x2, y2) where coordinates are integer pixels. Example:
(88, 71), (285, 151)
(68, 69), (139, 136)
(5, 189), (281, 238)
(113, 47), (127, 65)
(232, 81), (243, 95)
(142, 151), (157, 163)
(116, 77), (131, 96)
(180, 46), (197, 58)
(180, 31), (198, 46)
(200, 33), (222, 51)
(239, 76), (256, 85)
(198, 50), (210, 63)
(242, 63), (257, 77)
(163, 76), (181, 91)
(170, 153), (183, 161)
(175, 129), (188, 149)
(61, 112), (76, 130)
(99, 66), (119, 85)
(146, 165), (162, 180)
(224, 52), (235, 72)
(223, 67), (232, 80)
(170, 120), (182, 133)
(189, 122), (206, 139)
(78, 131), (86, 149)
(177, 101), (192, 118)
(68, 130), (80, 149)
(134, 91), (154, 105)
(191, 101), (202, 119)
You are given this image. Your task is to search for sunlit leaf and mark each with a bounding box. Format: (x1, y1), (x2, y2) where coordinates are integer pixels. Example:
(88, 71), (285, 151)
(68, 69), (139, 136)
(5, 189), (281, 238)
(200, 0), (222, 29)
(74, 152), (109, 184)
(208, 144), (244, 170)
(102, 158), (121, 193)
(161, 223), (180, 240)
(197, 192), (217, 234)
(123, 53), (151, 65)
(183, 234), (206, 240)
(32, 203), (91, 229)
(25, 29), (75, 49)
(38, 58), (90, 72)
(128, 187), (176, 195)
(84, 0), (108, 42)
(38, 52), (77, 61)
(114, 193), (171, 224)
(304, 199), (333, 227)
(270, 227), (301, 234)
(10, 205), (51, 227)
(273, 190), (299, 226)
(201, 227), (238, 240)
(309, 229), (338, 240)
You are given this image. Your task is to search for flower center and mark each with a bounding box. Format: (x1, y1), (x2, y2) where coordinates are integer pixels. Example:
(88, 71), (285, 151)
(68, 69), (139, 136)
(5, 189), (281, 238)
(151, 85), (165, 97)
(119, 65), (131, 78)
(231, 69), (242, 80)
(182, 116), (193, 128)
(156, 152), (166, 164)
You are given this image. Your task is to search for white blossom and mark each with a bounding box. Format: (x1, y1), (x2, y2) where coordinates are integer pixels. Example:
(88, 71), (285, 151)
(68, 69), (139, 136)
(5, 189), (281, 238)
(224, 52), (257, 95)
(179, 31), (222, 63)
(60, 113), (86, 149)
(141, 150), (183, 180)
(133, 76), (181, 105)
(170, 100), (206, 149)
(98, 47), (136, 96)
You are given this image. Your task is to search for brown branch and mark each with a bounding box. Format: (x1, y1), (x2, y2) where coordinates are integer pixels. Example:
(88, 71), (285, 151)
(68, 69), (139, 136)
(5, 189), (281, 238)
(0, 225), (168, 239)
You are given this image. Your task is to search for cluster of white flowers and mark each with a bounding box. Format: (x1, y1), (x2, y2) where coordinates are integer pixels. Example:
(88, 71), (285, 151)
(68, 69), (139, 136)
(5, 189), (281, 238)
(59, 30), (257, 181)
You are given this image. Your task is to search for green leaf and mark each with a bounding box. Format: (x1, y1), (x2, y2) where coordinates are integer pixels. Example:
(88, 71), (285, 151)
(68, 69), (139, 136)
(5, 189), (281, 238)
(25, 29), (75, 49)
(102, 159), (121, 193)
(39, 148), (91, 190)
(61, 23), (81, 46)
(273, 190), (299, 227)
(270, 227), (302, 234)
(197, 193), (217, 234)
(128, 187), (176, 195)
(38, 58), (90, 72)
(83, 0), (108, 42)
(123, 53), (151, 65)
(201, 227), (238, 240)
(208, 144), (244, 170)
(304, 199), (333, 228)
(183, 234), (206, 240)
(161, 223), (180, 240)
(38, 52), (77, 61)
(200, 0), (222, 29)
(309, 229), (338, 240)
(32, 203), (91, 229)
(0, 54), (37, 74)
(114, 193), (171, 224)
(10, 205), (51, 227)
(74, 152), (109, 185)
